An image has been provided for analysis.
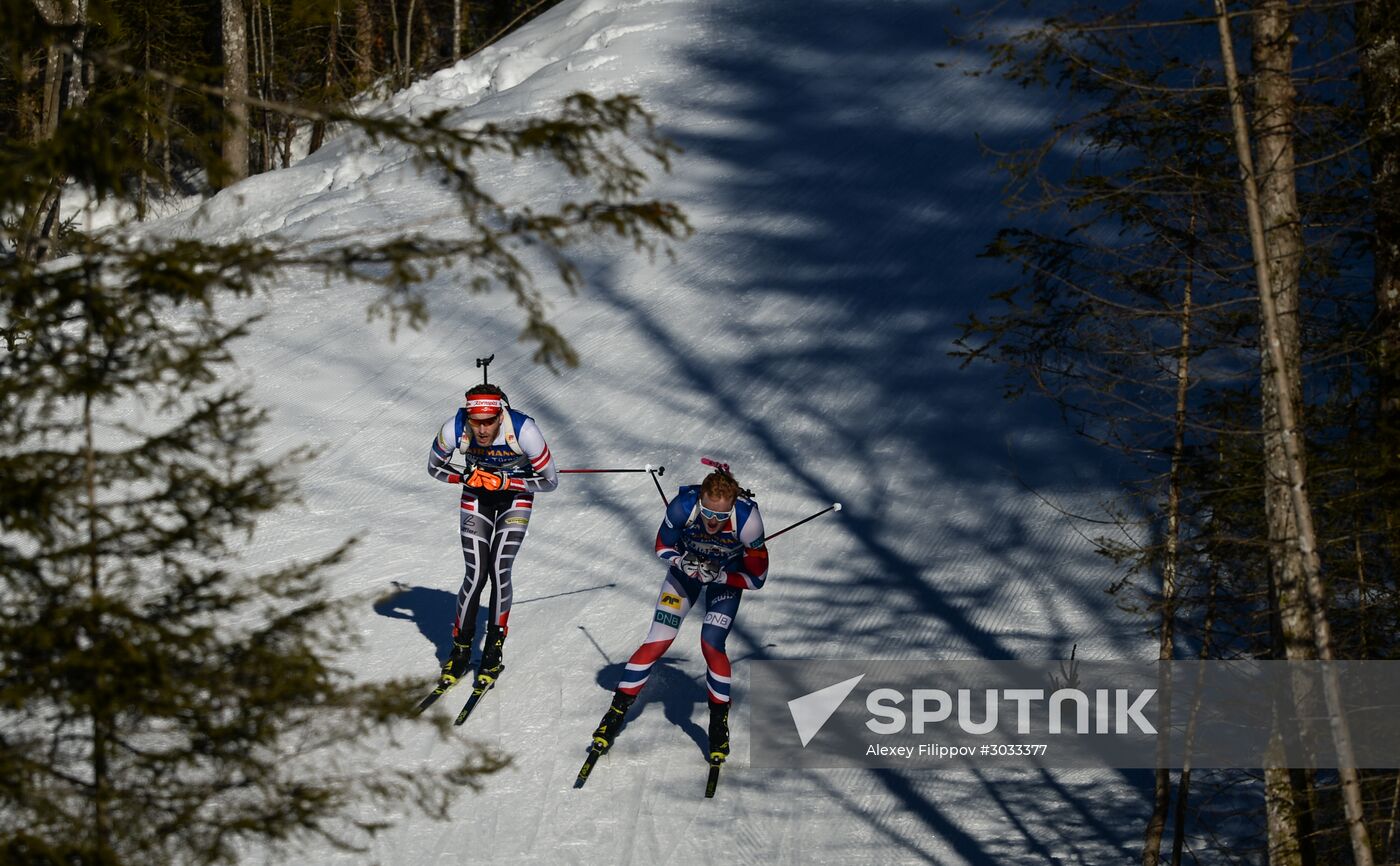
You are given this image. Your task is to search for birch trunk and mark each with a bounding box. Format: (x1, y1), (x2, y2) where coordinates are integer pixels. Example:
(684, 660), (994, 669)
(1214, 2), (1375, 863)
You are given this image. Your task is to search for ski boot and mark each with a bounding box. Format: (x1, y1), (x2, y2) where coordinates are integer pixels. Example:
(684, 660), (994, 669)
(439, 634), (474, 684)
(477, 625), (506, 683)
(591, 691), (637, 754)
(708, 700), (730, 764)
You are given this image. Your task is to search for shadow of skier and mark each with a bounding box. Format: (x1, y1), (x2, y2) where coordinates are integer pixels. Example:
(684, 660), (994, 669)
(591, 658), (709, 755)
(372, 581), (460, 663)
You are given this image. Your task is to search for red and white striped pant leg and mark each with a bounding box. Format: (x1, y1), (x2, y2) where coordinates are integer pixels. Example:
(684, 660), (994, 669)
(617, 574), (695, 696)
(699, 585), (742, 704)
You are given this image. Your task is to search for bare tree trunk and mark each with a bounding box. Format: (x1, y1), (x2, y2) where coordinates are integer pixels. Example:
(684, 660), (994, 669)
(263, 3), (289, 169)
(389, 0), (403, 88)
(1251, 5), (1319, 857)
(1171, 565), (1220, 866)
(1360, 0), (1400, 420)
(39, 46), (61, 128)
(20, 0), (89, 262)
(403, 0), (417, 86)
(1266, 759), (1307, 866)
(1346, 361), (1372, 659)
(39, 45), (63, 139)
(352, 0), (373, 91)
(139, 27), (150, 219)
(249, 0), (265, 173)
(221, 0), (250, 186)
(1249, 0), (1313, 666)
(1145, 222), (1196, 866)
(1359, 0), (1400, 599)
(1213, 3), (1375, 864)
(16, 46), (67, 261)
(453, 0), (463, 61)
(309, 2), (340, 154)
(1386, 771), (1400, 856)
(18, 50), (41, 141)
(415, 0), (436, 72)
(67, 8), (87, 109)
(162, 83), (174, 192)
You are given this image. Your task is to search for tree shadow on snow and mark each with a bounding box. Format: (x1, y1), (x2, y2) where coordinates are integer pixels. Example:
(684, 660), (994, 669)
(562, 0), (1153, 861)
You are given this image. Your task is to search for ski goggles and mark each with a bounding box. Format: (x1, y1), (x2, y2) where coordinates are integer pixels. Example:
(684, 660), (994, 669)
(698, 505), (732, 522)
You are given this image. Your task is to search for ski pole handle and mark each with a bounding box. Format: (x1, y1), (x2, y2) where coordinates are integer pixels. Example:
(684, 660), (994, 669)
(751, 502), (842, 547)
(450, 461), (525, 479)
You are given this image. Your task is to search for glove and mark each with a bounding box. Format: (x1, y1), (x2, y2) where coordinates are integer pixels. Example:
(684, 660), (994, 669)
(463, 466), (510, 492)
(678, 552), (722, 584)
(676, 552), (705, 580)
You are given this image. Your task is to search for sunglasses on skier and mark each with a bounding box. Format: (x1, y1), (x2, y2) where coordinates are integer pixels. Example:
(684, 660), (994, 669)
(698, 505), (732, 522)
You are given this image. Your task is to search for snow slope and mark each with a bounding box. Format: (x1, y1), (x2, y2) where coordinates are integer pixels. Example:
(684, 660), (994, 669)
(170, 0), (1154, 862)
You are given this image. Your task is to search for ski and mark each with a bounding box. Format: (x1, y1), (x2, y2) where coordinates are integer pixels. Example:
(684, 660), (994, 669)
(412, 676), (462, 714)
(574, 745), (606, 789)
(453, 668), (502, 725)
(704, 760), (723, 798)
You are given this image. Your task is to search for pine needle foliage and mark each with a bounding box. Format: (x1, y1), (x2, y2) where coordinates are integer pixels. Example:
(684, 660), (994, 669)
(0, 0), (689, 860)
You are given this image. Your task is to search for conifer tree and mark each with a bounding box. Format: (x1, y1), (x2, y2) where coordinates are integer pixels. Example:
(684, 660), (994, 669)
(0, 2), (688, 860)
(954, 1), (1394, 862)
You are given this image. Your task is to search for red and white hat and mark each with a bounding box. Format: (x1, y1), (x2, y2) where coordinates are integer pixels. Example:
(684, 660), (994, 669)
(465, 394), (505, 420)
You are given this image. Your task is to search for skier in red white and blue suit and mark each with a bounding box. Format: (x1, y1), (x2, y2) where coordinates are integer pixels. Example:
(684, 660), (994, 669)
(588, 466), (769, 763)
(427, 383), (558, 686)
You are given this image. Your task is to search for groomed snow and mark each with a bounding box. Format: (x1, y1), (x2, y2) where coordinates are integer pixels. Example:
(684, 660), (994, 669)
(152, 0), (1153, 862)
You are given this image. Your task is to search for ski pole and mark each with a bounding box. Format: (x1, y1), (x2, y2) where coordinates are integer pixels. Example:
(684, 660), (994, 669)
(752, 502), (842, 547)
(560, 466), (665, 475)
(558, 465), (669, 506)
(649, 466), (669, 507)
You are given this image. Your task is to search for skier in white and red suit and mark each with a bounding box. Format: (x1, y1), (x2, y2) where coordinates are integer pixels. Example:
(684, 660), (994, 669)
(427, 383), (558, 685)
(588, 465), (768, 764)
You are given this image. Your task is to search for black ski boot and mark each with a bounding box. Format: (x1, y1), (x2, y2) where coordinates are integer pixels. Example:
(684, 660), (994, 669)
(478, 625), (506, 682)
(440, 634), (473, 683)
(708, 700), (730, 764)
(591, 691), (636, 753)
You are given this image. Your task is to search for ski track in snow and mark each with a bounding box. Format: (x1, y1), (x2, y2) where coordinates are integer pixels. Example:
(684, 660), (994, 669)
(141, 0), (1158, 862)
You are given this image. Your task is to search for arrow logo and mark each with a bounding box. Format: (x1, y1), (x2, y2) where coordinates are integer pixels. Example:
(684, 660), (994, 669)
(787, 674), (865, 747)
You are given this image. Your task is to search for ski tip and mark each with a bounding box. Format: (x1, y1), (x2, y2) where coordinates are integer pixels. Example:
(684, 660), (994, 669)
(704, 763), (722, 798)
(833, 502), (842, 512)
(644, 463), (651, 471)
(575, 747), (604, 789)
